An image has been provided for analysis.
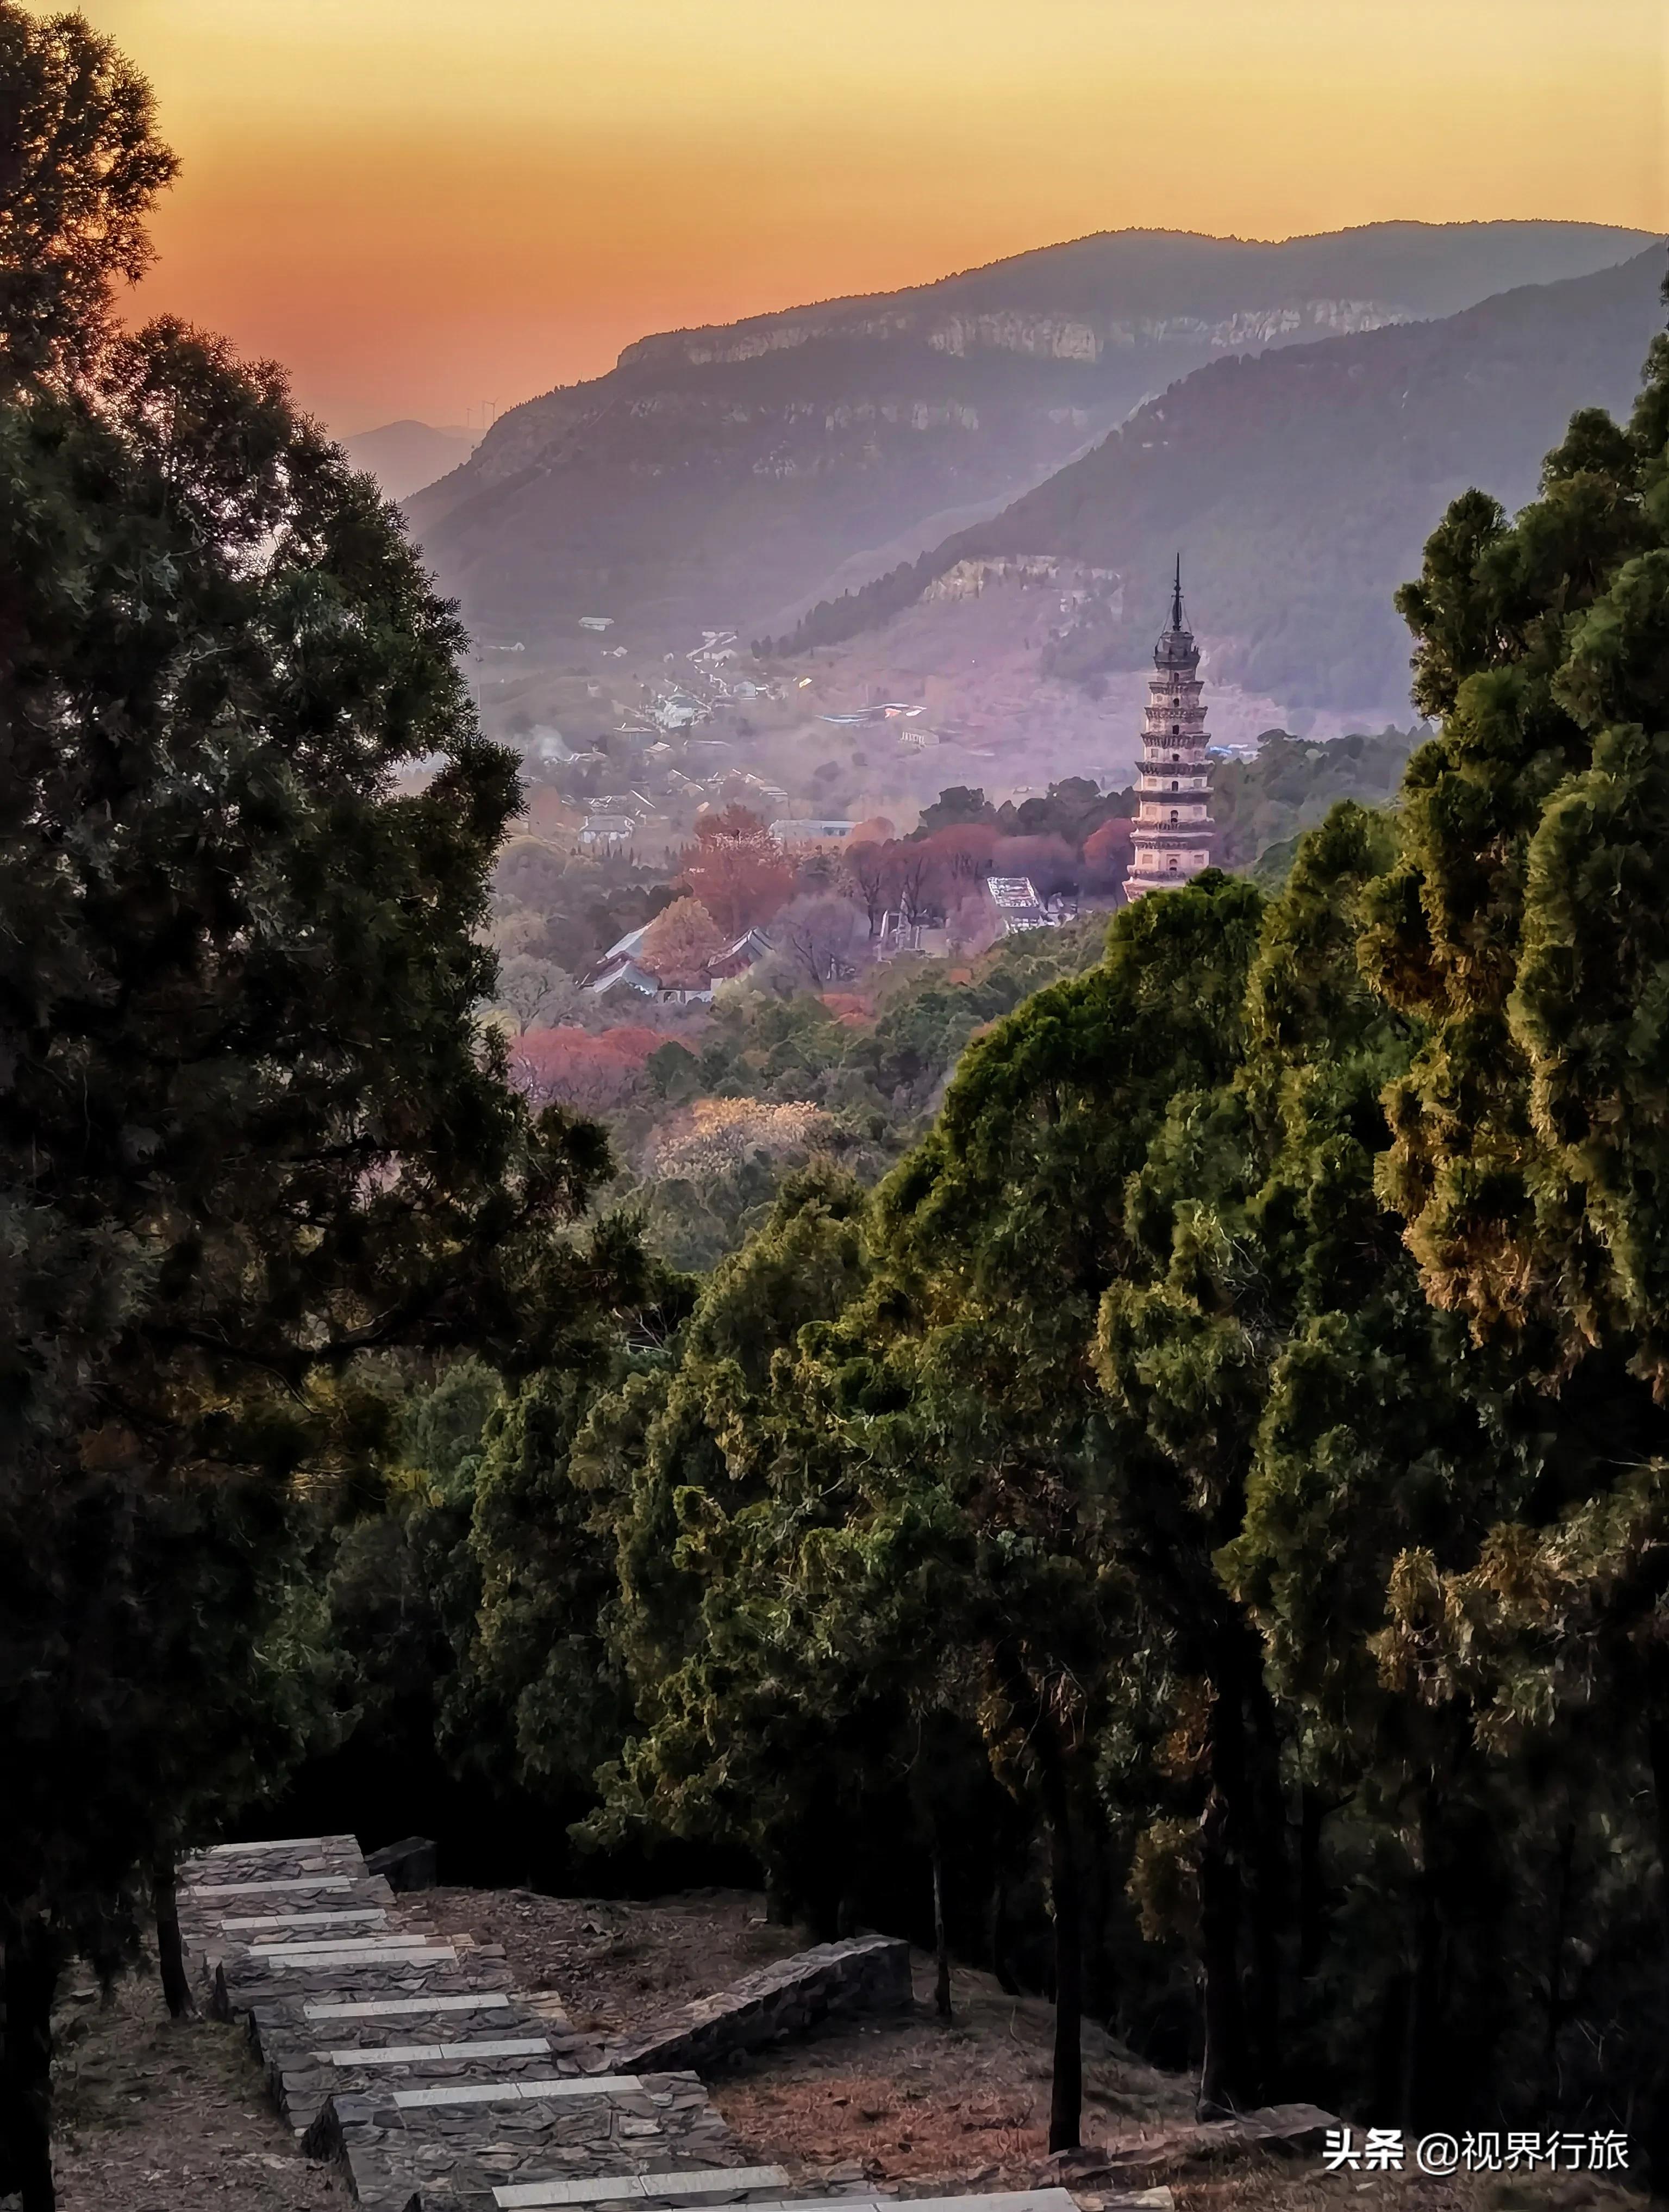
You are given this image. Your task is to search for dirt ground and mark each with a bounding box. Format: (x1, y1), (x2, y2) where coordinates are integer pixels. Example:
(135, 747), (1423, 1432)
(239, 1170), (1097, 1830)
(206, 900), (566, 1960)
(49, 1965), (342, 2211)
(423, 1887), (1651, 2212)
(43, 1887), (1653, 2212)
(424, 1883), (805, 2035)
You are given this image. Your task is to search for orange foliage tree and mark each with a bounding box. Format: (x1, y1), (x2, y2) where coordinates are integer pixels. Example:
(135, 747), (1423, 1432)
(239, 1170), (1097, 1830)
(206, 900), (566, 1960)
(678, 806), (794, 936)
(639, 895), (726, 986)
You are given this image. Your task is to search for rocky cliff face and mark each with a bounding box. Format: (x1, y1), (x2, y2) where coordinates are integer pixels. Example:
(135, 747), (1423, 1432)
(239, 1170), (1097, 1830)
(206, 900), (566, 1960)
(405, 221), (1651, 657)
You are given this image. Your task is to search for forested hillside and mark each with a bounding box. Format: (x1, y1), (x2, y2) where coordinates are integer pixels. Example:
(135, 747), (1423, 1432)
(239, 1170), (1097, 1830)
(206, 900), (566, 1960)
(1214, 726), (1418, 874)
(772, 249), (1668, 715)
(404, 221), (1647, 655)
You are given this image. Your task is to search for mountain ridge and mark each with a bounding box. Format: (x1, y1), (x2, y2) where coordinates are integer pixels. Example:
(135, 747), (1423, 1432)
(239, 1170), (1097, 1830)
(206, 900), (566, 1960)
(404, 220), (1651, 661)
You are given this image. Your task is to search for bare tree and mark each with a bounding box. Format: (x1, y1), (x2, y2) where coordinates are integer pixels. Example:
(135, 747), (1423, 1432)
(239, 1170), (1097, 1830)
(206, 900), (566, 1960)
(890, 842), (946, 929)
(778, 893), (869, 986)
(842, 839), (894, 939)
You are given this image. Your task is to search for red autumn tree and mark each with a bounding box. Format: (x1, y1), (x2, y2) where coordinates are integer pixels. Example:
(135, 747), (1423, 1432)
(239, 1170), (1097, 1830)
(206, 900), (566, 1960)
(1081, 815), (1134, 893)
(510, 1025), (664, 1113)
(678, 806), (795, 935)
(916, 823), (998, 884)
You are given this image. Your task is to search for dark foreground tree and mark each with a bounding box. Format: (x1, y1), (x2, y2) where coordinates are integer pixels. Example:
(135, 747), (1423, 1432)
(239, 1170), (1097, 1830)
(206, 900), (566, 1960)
(0, 2), (177, 382)
(0, 16), (630, 2201)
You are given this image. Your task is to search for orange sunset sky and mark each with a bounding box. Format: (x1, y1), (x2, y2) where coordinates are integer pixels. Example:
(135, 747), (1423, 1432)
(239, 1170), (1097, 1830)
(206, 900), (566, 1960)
(48, 0), (1669, 437)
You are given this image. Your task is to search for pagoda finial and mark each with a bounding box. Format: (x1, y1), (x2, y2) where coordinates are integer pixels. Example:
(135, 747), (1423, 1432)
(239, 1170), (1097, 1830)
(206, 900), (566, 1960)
(1171, 553), (1184, 631)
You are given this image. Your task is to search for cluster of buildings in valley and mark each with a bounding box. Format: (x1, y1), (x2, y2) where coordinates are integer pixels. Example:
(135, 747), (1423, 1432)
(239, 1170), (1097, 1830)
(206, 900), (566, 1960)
(520, 567), (1222, 966)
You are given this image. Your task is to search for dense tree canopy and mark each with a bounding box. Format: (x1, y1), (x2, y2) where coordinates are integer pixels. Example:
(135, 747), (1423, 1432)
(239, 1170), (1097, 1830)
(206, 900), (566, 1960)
(334, 271), (1669, 2166)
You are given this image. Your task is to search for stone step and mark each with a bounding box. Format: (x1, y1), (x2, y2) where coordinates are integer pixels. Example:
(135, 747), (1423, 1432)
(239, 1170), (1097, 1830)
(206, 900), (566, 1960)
(493, 2164), (792, 2209)
(218, 1908), (393, 1934)
(258, 1998), (551, 2051)
(412, 2190), (1105, 2212)
(248, 1935), (443, 1960)
(178, 1877), (397, 1958)
(186, 1835), (367, 1883)
(250, 1994), (562, 2082)
(268, 2048), (608, 2137)
(201, 1834), (363, 1857)
(180, 1888), (403, 1992)
(304, 1993), (529, 2024)
(212, 1950), (517, 2022)
(305, 2070), (738, 2212)
(688, 2197), (1082, 2212)
(327, 2038), (558, 2067)
(179, 1873), (360, 1898)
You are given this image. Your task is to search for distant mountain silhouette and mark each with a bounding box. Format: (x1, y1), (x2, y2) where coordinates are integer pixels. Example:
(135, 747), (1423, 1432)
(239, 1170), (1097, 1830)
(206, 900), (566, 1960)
(402, 222), (1651, 655)
(776, 246), (1668, 715)
(345, 419), (478, 502)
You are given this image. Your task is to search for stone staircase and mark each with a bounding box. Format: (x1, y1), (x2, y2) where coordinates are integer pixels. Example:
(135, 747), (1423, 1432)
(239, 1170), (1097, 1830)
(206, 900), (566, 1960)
(179, 1834), (1092, 2212)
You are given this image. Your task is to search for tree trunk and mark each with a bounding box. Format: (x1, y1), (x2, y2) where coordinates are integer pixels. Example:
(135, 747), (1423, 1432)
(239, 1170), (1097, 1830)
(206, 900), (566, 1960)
(152, 1865), (194, 2021)
(1297, 1785), (1330, 1983)
(930, 1841), (952, 2021)
(763, 1873), (792, 1927)
(1040, 1740), (1082, 2152)
(1540, 1818), (1577, 2113)
(1196, 1785), (1246, 2119)
(1398, 1790), (1442, 2135)
(1243, 1669), (1287, 2097)
(1640, 1655), (1669, 2178)
(2, 1918), (61, 2212)
(988, 1874), (1020, 1996)
(1197, 1662), (1253, 2119)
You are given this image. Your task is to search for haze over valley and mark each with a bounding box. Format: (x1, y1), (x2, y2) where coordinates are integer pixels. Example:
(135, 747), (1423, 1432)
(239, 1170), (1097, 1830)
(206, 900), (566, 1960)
(385, 219), (1662, 823)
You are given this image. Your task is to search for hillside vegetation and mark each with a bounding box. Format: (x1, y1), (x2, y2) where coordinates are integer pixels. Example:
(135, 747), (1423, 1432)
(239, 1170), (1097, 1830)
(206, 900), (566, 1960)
(773, 250), (1668, 715)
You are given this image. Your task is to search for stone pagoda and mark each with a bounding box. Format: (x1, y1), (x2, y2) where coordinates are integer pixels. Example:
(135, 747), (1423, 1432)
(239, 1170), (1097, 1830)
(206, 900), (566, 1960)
(1124, 559), (1215, 900)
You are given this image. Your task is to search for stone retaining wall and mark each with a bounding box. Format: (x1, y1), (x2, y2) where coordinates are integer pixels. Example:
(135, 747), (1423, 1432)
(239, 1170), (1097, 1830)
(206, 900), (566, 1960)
(602, 1936), (912, 2077)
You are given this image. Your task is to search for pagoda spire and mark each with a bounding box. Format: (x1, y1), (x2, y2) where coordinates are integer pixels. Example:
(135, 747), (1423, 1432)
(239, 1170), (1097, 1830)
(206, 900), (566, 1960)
(1171, 553), (1184, 631)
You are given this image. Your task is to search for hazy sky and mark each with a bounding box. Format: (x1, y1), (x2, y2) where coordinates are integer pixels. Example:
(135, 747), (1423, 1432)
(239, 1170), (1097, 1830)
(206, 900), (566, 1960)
(53, 1), (1669, 434)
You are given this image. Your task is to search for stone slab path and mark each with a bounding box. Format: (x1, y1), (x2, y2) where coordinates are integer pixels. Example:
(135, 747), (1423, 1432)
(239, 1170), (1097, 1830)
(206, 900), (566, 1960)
(179, 1834), (1099, 2212)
